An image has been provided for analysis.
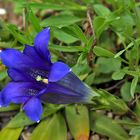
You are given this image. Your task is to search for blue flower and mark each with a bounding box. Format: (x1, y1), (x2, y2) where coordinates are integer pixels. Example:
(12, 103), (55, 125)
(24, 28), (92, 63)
(0, 28), (95, 122)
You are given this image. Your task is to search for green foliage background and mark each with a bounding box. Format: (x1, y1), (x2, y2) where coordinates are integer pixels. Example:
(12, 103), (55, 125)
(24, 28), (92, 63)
(0, 0), (140, 140)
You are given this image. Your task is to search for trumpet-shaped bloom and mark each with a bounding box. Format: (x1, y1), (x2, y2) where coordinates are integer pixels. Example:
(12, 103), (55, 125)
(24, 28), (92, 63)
(0, 27), (94, 122)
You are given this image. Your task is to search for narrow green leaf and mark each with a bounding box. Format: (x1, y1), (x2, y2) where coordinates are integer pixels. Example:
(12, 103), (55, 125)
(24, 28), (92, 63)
(30, 113), (67, 140)
(123, 70), (140, 77)
(114, 42), (134, 58)
(0, 104), (19, 112)
(114, 50), (126, 58)
(95, 89), (129, 114)
(131, 77), (139, 98)
(66, 105), (89, 140)
(93, 47), (128, 64)
(134, 100), (140, 118)
(93, 47), (114, 57)
(28, 2), (86, 11)
(28, 2), (66, 10)
(27, 8), (41, 32)
(49, 44), (84, 52)
(8, 24), (29, 44)
(121, 82), (132, 102)
(51, 0), (86, 10)
(86, 36), (94, 51)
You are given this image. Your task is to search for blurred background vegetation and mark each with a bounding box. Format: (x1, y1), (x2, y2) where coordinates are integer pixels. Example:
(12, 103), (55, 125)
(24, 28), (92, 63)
(0, 0), (140, 140)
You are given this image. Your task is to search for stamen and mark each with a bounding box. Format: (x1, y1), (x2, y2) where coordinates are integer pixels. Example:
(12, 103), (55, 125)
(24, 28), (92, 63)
(35, 75), (48, 84)
(42, 78), (48, 84)
(36, 75), (42, 81)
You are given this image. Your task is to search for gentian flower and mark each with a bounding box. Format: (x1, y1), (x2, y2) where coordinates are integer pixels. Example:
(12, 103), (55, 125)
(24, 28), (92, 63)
(0, 28), (95, 122)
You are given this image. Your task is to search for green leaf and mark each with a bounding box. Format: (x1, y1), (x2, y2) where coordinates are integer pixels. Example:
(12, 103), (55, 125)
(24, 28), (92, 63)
(61, 25), (87, 44)
(111, 13), (135, 36)
(27, 8), (41, 32)
(130, 136), (140, 140)
(93, 17), (109, 38)
(130, 127), (140, 136)
(0, 41), (16, 48)
(8, 24), (30, 44)
(0, 21), (11, 40)
(86, 36), (94, 51)
(94, 47), (128, 64)
(96, 57), (121, 74)
(93, 74), (112, 84)
(131, 76), (139, 98)
(95, 89), (128, 114)
(90, 112), (129, 140)
(28, 2), (86, 11)
(94, 4), (111, 16)
(7, 111), (34, 128)
(114, 42), (134, 58)
(121, 82), (132, 102)
(0, 104), (19, 112)
(93, 47), (114, 57)
(41, 15), (83, 28)
(112, 70), (125, 80)
(114, 50), (126, 58)
(70, 25), (87, 44)
(134, 100), (140, 118)
(0, 127), (23, 140)
(65, 105), (89, 140)
(28, 2), (67, 10)
(85, 73), (95, 86)
(49, 44), (84, 52)
(0, 70), (7, 81)
(30, 113), (67, 140)
(53, 27), (78, 43)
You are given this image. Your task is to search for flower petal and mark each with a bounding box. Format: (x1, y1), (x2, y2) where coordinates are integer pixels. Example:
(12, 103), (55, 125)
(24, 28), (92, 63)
(0, 48), (50, 73)
(49, 62), (71, 82)
(23, 45), (51, 70)
(24, 45), (39, 58)
(34, 27), (51, 63)
(22, 97), (42, 122)
(40, 84), (85, 104)
(8, 69), (32, 82)
(12, 96), (30, 104)
(0, 82), (45, 106)
(0, 49), (33, 69)
(0, 93), (5, 107)
(41, 72), (94, 104)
